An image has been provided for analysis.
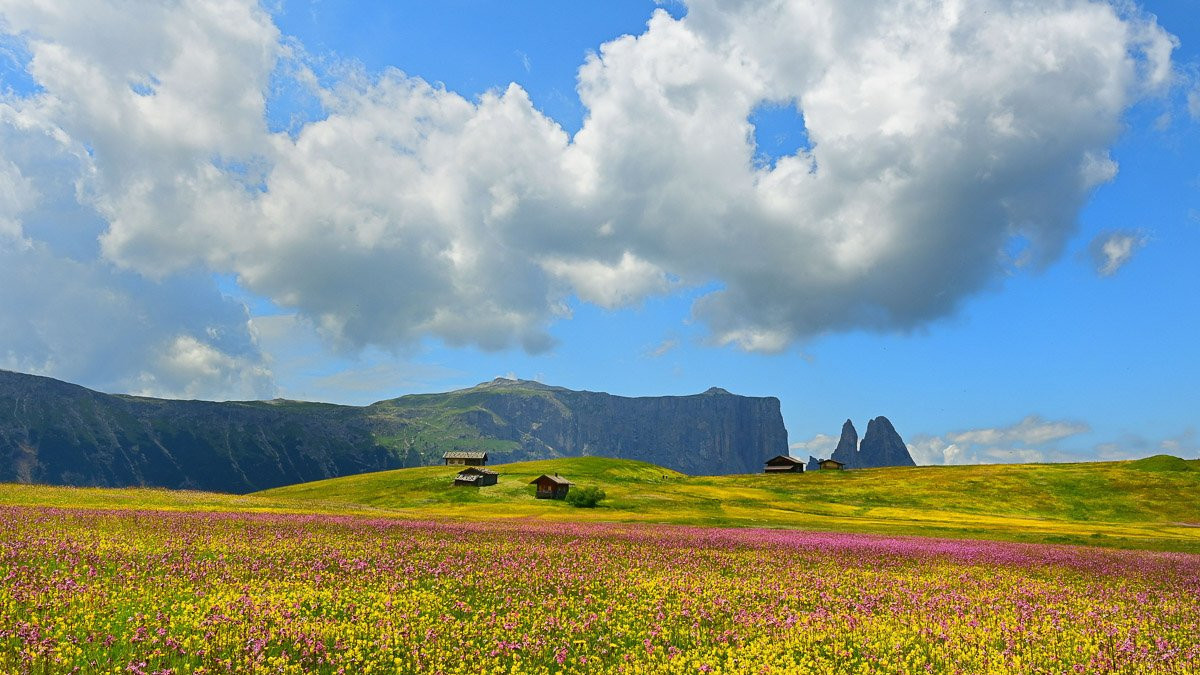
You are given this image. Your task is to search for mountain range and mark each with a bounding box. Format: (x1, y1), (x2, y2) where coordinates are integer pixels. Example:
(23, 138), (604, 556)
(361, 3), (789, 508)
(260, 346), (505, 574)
(0, 370), (789, 492)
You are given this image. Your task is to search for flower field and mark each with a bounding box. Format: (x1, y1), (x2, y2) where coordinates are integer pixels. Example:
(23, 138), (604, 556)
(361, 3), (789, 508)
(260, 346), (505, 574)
(1, 506), (1198, 674)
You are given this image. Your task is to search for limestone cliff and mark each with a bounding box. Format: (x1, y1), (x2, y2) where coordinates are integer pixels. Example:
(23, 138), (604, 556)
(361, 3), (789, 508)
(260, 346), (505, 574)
(858, 416), (916, 468)
(830, 419), (859, 467)
(0, 371), (789, 492)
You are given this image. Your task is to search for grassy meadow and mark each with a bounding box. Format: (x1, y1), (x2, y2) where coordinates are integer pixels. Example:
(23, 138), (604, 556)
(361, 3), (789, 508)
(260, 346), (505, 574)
(3, 507), (1198, 674)
(3, 456), (1199, 673)
(255, 455), (1200, 552)
(3, 455), (1197, 552)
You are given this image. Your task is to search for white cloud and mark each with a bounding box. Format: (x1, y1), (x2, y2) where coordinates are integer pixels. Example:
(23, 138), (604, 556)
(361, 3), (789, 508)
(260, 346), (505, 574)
(134, 335), (274, 401)
(1088, 229), (1149, 277)
(645, 338), (679, 359)
(0, 0), (1180, 395)
(909, 415), (1090, 465)
(789, 433), (838, 457)
(543, 252), (673, 309)
(0, 240), (274, 399)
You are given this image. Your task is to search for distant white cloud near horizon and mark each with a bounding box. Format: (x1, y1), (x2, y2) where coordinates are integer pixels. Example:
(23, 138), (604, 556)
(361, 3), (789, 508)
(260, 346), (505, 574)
(906, 415), (1093, 465)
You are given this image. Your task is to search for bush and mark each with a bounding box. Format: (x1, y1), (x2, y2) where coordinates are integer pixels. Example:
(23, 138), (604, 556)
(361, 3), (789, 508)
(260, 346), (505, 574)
(565, 485), (606, 508)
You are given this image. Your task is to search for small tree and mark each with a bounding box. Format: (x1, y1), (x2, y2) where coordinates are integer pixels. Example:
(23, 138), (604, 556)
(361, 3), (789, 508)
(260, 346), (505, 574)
(565, 485), (606, 508)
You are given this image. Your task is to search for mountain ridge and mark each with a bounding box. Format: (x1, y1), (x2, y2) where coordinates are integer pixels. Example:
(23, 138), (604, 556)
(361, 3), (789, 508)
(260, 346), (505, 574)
(0, 370), (788, 492)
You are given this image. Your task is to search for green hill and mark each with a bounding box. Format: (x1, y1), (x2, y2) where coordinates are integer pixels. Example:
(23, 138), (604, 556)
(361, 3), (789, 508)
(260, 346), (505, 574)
(256, 456), (1200, 552)
(5, 456), (1198, 552)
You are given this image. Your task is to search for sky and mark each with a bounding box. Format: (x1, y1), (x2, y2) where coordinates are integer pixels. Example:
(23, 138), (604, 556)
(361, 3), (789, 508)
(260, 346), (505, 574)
(0, 0), (1197, 466)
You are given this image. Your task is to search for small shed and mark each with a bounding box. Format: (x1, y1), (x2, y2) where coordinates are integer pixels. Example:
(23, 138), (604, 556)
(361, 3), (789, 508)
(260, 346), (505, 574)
(454, 467), (498, 487)
(530, 474), (572, 499)
(443, 450), (488, 466)
(764, 455), (805, 473)
(818, 458), (846, 471)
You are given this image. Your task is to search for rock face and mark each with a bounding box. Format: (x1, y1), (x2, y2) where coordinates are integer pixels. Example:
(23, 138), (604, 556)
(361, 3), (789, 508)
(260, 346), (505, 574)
(857, 416), (916, 468)
(829, 419), (859, 467)
(382, 379), (789, 476)
(811, 416), (915, 469)
(0, 370), (398, 493)
(0, 370), (789, 492)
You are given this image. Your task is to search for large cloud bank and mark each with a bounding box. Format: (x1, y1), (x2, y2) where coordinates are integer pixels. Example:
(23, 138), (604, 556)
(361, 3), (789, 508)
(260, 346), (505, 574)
(0, 0), (1177, 396)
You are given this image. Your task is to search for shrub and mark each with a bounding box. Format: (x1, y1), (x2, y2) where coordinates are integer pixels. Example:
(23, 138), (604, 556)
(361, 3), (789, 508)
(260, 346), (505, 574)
(566, 485), (606, 508)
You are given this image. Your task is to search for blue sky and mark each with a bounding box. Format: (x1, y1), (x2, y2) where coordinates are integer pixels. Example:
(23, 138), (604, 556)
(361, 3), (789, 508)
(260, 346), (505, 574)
(1, 0), (1197, 464)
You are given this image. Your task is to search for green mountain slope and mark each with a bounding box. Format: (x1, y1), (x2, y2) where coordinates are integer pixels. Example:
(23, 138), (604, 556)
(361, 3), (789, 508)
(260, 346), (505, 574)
(0, 370), (787, 492)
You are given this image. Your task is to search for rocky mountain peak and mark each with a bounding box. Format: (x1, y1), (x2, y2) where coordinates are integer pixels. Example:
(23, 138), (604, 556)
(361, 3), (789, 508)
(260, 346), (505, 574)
(858, 416), (916, 468)
(830, 419), (859, 467)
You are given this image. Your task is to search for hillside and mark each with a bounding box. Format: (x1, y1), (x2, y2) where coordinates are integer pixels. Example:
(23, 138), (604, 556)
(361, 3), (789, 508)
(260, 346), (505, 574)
(254, 455), (1200, 552)
(0, 370), (787, 491)
(4, 456), (1197, 552)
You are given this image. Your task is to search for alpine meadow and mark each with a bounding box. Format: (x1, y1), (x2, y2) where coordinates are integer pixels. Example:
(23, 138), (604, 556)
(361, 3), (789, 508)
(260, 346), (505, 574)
(1, 0), (1199, 673)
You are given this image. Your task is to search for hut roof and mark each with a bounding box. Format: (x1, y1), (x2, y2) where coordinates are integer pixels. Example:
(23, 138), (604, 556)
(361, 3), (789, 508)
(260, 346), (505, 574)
(764, 455), (804, 465)
(443, 451), (488, 460)
(457, 467), (498, 476)
(529, 474), (572, 486)
(820, 458), (846, 466)
(454, 474), (482, 483)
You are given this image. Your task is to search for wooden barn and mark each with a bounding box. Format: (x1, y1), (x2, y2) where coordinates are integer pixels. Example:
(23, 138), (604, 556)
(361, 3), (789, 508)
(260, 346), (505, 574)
(530, 474), (572, 499)
(818, 458), (846, 470)
(443, 450), (488, 466)
(454, 467), (498, 487)
(763, 455), (805, 473)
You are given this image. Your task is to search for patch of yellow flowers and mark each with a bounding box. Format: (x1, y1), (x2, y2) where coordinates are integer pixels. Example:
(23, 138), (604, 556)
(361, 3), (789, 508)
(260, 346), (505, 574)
(0, 506), (1196, 673)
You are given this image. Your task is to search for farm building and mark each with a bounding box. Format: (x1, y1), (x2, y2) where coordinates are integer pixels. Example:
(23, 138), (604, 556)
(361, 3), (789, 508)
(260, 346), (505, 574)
(818, 458), (846, 470)
(764, 455), (805, 473)
(443, 450), (488, 466)
(530, 474), (572, 499)
(454, 467), (498, 487)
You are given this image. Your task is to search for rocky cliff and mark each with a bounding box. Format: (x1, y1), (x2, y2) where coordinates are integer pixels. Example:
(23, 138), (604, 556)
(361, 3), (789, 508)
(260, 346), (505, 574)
(830, 419), (859, 467)
(808, 416), (916, 469)
(0, 370), (400, 493)
(0, 371), (789, 491)
(374, 379), (788, 476)
(858, 416), (916, 468)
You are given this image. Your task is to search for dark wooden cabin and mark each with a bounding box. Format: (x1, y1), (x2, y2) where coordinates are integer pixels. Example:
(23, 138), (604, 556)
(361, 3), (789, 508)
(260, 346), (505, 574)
(818, 458), (846, 470)
(454, 467), (499, 487)
(764, 455), (805, 473)
(443, 450), (488, 466)
(529, 474), (572, 499)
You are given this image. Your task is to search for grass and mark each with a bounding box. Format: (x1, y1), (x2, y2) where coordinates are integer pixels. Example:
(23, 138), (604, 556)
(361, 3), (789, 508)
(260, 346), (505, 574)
(3, 455), (1199, 552)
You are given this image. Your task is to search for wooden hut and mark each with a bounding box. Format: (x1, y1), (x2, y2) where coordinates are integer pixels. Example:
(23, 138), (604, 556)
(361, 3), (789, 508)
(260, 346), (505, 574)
(443, 450), (488, 466)
(763, 455), (805, 473)
(529, 474), (572, 499)
(454, 467), (499, 487)
(817, 458), (846, 470)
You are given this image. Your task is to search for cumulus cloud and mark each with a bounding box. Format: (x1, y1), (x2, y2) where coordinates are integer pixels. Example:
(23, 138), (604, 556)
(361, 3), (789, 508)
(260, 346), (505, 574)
(543, 252), (673, 309)
(1088, 229), (1149, 277)
(0, 240), (274, 400)
(0, 89), (273, 399)
(907, 415), (1090, 465)
(0, 0), (1180, 394)
(789, 433), (839, 457)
